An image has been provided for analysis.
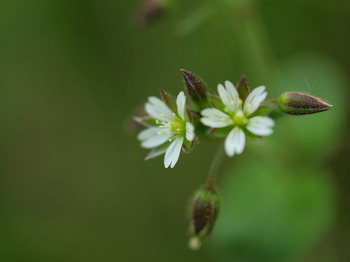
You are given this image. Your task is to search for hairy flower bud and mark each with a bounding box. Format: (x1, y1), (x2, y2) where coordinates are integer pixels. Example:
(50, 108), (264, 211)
(278, 92), (332, 115)
(180, 69), (210, 109)
(188, 187), (220, 250)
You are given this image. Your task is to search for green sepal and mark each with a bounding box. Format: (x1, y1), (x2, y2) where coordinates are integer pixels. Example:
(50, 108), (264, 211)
(242, 127), (261, 140)
(210, 126), (232, 137)
(236, 75), (250, 102)
(249, 106), (270, 118)
(183, 137), (196, 153)
(160, 89), (177, 112)
(209, 96), (226, 112)
(145, 141), (170, 160)
(134, 116), (158, 127)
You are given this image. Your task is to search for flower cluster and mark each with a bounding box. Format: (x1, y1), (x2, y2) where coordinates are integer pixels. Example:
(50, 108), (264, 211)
(135, 71), (293, 168)
(133, 69), (332, 249)
(135, 70), (332, 168)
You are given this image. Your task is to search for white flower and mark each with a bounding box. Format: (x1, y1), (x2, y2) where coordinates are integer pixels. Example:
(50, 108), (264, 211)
(138, 91), (195, 168)
(200, 81), (275, 157)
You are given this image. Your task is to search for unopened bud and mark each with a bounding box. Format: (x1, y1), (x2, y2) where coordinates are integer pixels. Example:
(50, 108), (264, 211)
(180, 69), (209, 109)
(278, 92), (332, 115)
(188, 187), (220, 249)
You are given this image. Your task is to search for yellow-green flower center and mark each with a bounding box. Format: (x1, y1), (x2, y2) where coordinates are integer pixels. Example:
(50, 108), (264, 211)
(170, 119), (185, 133)
(232, 110), (248, 127)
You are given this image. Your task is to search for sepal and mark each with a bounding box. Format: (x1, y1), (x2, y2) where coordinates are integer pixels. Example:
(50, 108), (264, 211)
(236, 75), (250, 102)
(145, 142), (170, 160)
(134, 116), (158, 127)
(160, 88), (177, 112)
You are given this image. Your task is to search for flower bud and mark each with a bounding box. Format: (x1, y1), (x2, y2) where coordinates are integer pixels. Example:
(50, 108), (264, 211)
(278, 92), (332, 115)
(188, 187), (220, 249)
(180, 69), (210, 109)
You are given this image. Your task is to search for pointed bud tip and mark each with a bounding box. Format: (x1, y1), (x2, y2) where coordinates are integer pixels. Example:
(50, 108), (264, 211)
(180, 69), (192, 84)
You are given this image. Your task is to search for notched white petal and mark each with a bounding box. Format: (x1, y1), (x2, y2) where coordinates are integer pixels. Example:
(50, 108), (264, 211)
(186, 122), (195, 141)
(225, 128), (246, 157)
(247, 116), (275, 136)
(225, 81), (240, 108)
(217, 82), (240, 112)
(176, 91), (186, 119)
(138, 127), (159, 140)
(244, 86), (267, 115)
(164, 137), (184, 168)
(141, 133), (172, 148)
(147, 96), (174, 121)
(200, 108), (232, 128)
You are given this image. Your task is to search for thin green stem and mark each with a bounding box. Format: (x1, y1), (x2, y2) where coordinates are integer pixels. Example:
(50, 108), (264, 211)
(206, 143), (225, 190)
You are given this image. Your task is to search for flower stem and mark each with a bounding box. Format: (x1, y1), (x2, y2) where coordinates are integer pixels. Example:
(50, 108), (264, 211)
(206, 144), (225, 190)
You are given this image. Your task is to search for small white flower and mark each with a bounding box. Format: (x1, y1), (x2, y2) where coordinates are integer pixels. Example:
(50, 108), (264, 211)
(201, 81), (275, 157)
(138, 91), (195, 168)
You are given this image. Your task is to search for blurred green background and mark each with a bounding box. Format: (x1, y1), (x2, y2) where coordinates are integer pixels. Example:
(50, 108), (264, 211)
(1, 0), (350, 261)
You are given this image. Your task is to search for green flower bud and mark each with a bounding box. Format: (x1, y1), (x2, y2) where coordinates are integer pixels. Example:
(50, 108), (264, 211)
(180, 69), (210, 109)
(278, 92), (332, 115)
(188, 187), (220, 250)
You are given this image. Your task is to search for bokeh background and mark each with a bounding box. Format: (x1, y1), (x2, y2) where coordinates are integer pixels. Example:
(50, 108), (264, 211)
(1, 0), (350, 261)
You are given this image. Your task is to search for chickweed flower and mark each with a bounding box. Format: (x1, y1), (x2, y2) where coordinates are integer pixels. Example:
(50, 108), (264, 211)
(201, 81), (275, 157)
(137, 91), (195, 168)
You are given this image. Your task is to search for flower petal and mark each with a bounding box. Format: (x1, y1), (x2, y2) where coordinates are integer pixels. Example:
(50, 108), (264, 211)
(225, 127), (246, 157)
(247, 116), (275, 136)
(186, 122), (195, 141)
(164, 137), (184, 168)
(244, 86), (267, 115)
(176, 91), (186, 119)
(145, 96), (175, 121)
(141, 133), (172, 149)
(200, 108), (232, 128)
(137, 127), (159, 141)
(217, 81), (240, 113)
